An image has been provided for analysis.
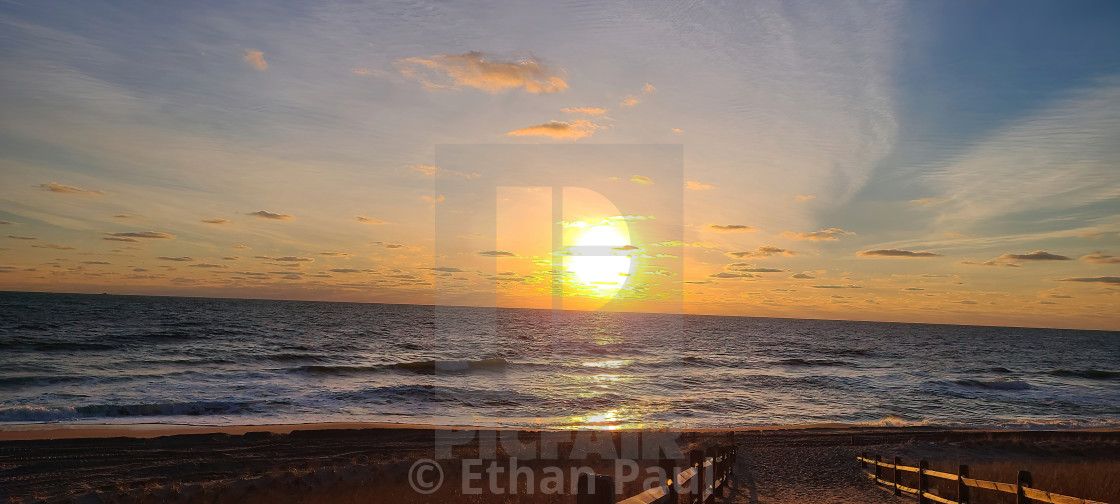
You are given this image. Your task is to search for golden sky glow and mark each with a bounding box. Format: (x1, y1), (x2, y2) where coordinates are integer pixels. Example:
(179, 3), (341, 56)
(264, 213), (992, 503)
(1, 2), (1118, 330)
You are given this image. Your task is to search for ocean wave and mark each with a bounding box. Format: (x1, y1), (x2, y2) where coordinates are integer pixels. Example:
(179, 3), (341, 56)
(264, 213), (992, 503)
(774, 358), (855, 367)
(1048, 369), (1120, 380)
(859, 414), (929, 427)
(0, 375), (88, 388)
(0, 401), (256, 422)
(952, 378), (1032, 390)
(290, 358), (510, 375)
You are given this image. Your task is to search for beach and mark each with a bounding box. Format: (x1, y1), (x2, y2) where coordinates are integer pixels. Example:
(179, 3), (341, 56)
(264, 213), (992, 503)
(2, 424), (1117, 503)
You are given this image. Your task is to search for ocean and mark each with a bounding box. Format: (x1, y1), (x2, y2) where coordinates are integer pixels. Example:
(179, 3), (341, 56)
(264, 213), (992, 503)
(1, 291), (1117, 429)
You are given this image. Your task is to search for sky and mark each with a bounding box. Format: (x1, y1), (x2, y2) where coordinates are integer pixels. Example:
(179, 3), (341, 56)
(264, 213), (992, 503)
(1, 0), (1119, 330)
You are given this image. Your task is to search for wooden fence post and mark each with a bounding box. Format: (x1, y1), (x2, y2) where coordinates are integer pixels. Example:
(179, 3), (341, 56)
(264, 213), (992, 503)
(689, 448), (704, 504)
(893, 456), (903, 496)
(659, 456), (678, 502)
(576, 473), (614, 504)
(861, 451), (867, 468)
(957, 465), (969, 504)
(875, 455), (882, 482)
(1017, 470), (1033, 504)
(918, 460), (929, 504)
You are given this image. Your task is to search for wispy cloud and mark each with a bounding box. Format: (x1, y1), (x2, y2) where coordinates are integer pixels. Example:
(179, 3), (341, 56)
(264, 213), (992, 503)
(710, 224), (755, 232)
(421, 194), (445, 204)
(396, 52), (568, 93)
(998, 250), (1071, 261)
(355, 215), (387, 224)
(248, 210), (293, 221)
(158, 256), (193, 262)
(908, 197), (948, 206)
(960, 260), (1020, 268)
(39, 181), (102, 195)
(1082, 253), (1120, 264)
(507, 120), (604, 140)
(408, 164), (479, 178)
(478, 250), (516, 257)
(782, 228), (855, 241)
(727, 246), (794, 259)
(792, 273), (815, 279)
(31, 243), (74, 250)
(812, 284), (862, 289)
(795, 195), (816, 202)
(201, 218), (229, 224)
(728, 263), (783, 273)
(106, 231), (175, 239)
(8, 235), (36, 240)
(1058, 276), (1120, 284)
(711, 271), (753, 279)
(244, 50), (267, 71)
(858, 249), (940, 258)
(630, 175), (653, 184)
(561, 107), (607, 115)
(685, 181), (712, 191)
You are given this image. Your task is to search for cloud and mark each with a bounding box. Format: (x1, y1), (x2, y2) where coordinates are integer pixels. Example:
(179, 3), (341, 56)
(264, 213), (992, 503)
(424, 267), (465, 273)
(620, 95), (641, 107)
(233, 244), (251, 250)
(189, 263), (227, 269)
(727, 246), (794, 259)
(244, 50), (267, 71)
(113, 214), (138, 219)
(355, 215), (388, 225)
(507, 120), (604, 140)
(8, 235), (36, 240)
(158, 256), (193, 261)
(102, 236), (137, 242)
(561, 107), (607, 115)
(613, 245), (640, 251)
(107, 231), (175, 239)
(39, 181), (102, 195)
(998, 250), (1071, 261)
(201, 218), (229, 224)
(1058, 276), (1120, 284)
(0, 221), (11, 225)
(795, 195), (816, 202)
(686, 181), (713, 190)
(908, 197), (948, 206)
(319, 252), (350, 257)
(396, 51), (568, 93)
(711, 271), (753, 279)
(791, 273), (815, 279)
(421, 194), (445, 204)
(408, 164), (480, 179)
(960, 260), (1020, 268)
(272, 256), (314, 262)
(81, 261), (110, 265)
(1082, 253), (1120, 264)
(782, 228), (855, 241)
(728, 263), (784, 273)
(352, 68), (374, 75)
(478, 250), (516, 257)
(812, 284), (862, 289)
(710, 224), (756, 232)
(31, 243), (74, 250)
(858, 249), (941, 258)
(248, 210), (293, 220)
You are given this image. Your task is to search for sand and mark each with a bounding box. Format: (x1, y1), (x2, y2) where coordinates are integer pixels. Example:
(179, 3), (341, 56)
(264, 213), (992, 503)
(1, 423), (1117, 503)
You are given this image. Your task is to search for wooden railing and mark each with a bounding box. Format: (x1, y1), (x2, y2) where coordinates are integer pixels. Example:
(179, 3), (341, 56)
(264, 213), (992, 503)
(858, 453), (1109, 504)
(577, 445), (737, 504)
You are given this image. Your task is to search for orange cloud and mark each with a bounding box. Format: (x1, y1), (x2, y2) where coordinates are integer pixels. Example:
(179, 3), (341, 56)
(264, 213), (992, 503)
(630, 175), (653, 184)
(107, 231), (175, 239)
(998, 250), (1071, 261)
(709, 224), (755, 232)
(507, 120), (604, 140)
(909, 197), (948, 206)
(561, 107), (607, 115)
(686, 181), (712, 190)
(408, 164), (479, 178)
(421, 194), (445, 204)
(782, 228), (854, 241)
(201, 218), (229, 224)
(396, 52), (567, 93)
(40, 182), (102, 195)
(355, 215), (388, 224)
(244, 50), (267, 71)
(1082, 253), (1120, 264)
(727, 246), (794, 259)
(248, 210), (292, 220)
(858, 249), (941, 258)
(795, 195), (816, 202)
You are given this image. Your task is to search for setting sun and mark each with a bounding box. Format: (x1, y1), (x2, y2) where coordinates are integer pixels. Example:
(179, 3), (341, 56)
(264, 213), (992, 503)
(564, 224), (633, 297)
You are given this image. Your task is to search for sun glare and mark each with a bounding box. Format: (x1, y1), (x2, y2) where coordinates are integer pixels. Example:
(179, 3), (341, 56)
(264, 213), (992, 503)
(564, 224), (632, 297)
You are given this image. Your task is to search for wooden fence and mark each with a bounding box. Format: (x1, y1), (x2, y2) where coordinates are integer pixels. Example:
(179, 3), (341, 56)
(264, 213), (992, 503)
(858, 453), (1109, 504)
(577, 445), (737, 504)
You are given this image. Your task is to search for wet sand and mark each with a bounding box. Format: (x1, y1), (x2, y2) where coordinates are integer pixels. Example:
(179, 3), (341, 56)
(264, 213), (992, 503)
(1, 424), (1117, 503)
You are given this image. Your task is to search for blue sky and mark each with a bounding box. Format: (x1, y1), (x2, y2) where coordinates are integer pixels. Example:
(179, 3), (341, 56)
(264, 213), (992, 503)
(1, 0), (1118, 329)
